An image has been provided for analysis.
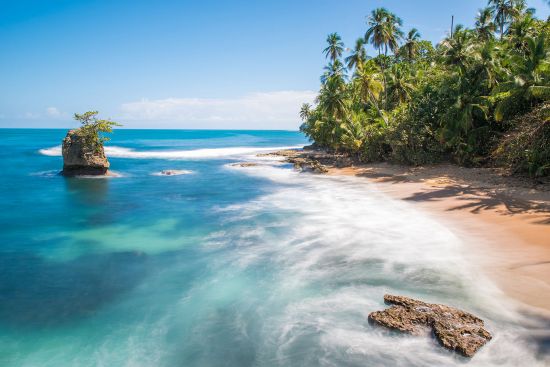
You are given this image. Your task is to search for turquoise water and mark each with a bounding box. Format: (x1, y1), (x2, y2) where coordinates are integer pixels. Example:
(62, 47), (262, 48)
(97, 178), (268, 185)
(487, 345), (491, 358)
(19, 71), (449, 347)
(0, 129), (547, 366)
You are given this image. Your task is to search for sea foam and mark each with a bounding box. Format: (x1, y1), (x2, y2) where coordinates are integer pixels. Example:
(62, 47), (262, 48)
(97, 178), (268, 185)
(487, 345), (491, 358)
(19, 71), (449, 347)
(39, 145), (301, 160)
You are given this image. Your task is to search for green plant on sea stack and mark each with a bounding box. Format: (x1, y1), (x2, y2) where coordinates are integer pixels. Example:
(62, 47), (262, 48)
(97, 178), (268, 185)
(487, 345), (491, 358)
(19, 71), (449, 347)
(74, 111), (121, 153)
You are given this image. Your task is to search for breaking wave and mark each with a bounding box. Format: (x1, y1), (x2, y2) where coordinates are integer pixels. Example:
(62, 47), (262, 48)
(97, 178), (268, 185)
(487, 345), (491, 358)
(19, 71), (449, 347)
(38, 145), (301, 160)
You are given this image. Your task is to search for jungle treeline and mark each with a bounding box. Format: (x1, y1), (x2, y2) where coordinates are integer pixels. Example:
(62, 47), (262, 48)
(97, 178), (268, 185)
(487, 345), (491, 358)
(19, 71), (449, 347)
(300, 1), (550, 177)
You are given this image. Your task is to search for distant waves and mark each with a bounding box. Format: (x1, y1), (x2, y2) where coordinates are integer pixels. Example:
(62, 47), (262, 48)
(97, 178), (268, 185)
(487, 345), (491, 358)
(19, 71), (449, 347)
(38, 145), (302, 160)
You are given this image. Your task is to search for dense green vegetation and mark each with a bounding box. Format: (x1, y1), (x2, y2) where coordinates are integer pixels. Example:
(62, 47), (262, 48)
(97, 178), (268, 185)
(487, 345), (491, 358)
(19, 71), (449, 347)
(74, 111), (120, 152)
(300, 1), (550, 177)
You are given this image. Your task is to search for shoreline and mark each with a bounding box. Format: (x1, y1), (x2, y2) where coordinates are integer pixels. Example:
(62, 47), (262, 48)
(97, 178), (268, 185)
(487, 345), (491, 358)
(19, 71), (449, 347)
(269, 149), (550, 315)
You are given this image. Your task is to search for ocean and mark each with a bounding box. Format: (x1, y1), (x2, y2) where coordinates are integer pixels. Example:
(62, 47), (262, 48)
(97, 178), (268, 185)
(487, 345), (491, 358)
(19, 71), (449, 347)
(0, 129), (547, 366)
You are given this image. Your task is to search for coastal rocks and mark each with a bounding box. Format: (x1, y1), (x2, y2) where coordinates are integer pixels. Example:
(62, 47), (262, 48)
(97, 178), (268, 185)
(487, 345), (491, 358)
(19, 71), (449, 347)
(231, 162), (259, 167)
(61, 130), (109, 176)
(287, 157), (328, 174)
(368, 294), (492, 357)
(261, 149), (357, 173)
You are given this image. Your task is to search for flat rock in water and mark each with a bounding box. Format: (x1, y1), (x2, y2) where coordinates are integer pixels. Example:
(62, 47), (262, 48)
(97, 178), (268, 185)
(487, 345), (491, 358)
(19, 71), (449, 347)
(157, 170), (191, 176)
(368, 294), (492, 357)
(231, 162), (259, 167)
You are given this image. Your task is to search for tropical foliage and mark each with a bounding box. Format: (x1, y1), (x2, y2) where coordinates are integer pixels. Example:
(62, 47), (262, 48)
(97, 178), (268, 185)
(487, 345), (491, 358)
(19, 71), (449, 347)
(74, 111), (121, 152)
(300, 1), (550, 176)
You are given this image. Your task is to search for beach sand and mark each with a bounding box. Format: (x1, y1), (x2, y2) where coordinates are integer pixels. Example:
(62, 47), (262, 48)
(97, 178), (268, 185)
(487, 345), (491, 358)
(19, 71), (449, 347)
(326, 163), (550, 315)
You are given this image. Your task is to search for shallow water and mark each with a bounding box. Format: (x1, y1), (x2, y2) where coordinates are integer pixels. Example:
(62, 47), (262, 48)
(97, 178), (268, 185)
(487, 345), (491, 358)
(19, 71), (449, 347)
(0, 129), (548, 366)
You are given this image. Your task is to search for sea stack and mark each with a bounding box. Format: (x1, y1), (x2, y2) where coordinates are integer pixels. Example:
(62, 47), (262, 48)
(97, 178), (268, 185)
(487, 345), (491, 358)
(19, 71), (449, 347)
(61, 129), (110, 176)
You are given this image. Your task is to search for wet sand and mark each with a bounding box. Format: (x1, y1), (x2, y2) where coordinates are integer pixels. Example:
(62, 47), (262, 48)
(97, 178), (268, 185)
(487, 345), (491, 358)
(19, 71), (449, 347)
(328, 163), (550, 315)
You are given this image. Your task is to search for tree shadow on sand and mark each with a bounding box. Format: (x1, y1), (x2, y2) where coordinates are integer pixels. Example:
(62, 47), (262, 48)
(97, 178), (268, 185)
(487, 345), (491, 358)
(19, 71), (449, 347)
(402, 185), (550, 225)
(351, 164), (550, 225)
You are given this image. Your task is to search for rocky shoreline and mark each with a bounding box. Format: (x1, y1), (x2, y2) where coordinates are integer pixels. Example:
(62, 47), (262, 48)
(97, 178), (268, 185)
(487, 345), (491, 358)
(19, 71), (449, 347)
(258, 147), (350, 174)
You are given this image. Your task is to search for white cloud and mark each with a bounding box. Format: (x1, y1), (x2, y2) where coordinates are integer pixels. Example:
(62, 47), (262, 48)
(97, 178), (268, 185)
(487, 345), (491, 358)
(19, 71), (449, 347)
(46, 107), (63, 118)
(119, 90), (317, 130)
(17, 107), (68, 120)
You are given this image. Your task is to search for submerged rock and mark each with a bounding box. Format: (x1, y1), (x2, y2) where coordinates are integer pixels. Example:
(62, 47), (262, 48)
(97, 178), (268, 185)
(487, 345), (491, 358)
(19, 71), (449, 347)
(155, 170), (192, 176)
(61, 130), (109, 176)
(368, 294), (492, 357)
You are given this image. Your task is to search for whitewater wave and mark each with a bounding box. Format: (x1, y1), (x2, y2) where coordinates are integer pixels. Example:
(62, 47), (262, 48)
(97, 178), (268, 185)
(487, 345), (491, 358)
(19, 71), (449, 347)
(201, 163), (548, 366)
(39, 145), (302, 160)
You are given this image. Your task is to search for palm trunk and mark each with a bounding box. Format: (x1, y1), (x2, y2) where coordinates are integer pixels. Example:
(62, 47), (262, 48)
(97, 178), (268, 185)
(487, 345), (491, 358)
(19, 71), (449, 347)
(383, 45), (388, 111)
(368, 89), (388, 126)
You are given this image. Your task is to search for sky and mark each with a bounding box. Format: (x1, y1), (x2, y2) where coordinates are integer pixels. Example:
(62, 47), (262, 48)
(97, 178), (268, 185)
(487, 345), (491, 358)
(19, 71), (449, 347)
(1, 0), (548, 130)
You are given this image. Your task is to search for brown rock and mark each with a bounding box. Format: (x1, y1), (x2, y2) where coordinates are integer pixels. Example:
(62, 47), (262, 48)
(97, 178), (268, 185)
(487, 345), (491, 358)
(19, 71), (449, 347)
(368, 294), (492, 357)
(61, 130), (109, 176)
(287, 157), (328, 174)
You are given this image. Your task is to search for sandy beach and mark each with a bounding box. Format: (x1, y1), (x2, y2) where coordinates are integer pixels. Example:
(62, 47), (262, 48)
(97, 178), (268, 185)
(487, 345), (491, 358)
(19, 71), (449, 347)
(327, 163), (550, 315)
(272, 149), (550, 314)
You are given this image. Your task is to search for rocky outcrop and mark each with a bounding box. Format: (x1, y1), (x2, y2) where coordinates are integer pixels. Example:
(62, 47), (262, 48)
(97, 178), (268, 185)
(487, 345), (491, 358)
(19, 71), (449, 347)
(260, 149), (356, 173)
(368, 295), (492, 357)
(61, 130), (109, 176)
(287, 157), (328, 173)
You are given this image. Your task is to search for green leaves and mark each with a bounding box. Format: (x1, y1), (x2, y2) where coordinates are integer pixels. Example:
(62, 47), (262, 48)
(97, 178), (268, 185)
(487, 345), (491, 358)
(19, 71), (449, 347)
(300, 1), (550, 175)
(73, 111), (121, 152)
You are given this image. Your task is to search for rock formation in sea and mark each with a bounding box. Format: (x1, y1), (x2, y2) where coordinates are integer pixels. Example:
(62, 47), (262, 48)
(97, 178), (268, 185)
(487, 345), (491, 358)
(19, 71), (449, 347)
(368, 294), (492, 357)
(61, 129), (110, 176)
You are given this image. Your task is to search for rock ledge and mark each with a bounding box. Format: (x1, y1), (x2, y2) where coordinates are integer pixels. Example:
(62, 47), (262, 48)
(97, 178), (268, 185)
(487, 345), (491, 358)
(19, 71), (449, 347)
(368, 294), (492, 357)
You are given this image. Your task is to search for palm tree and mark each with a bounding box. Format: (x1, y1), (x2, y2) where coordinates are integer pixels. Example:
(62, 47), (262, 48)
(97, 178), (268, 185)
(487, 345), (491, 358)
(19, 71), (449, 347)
(365, 8), (390, 57)
(354, 62), (387, 125)
(493, 34), (550, 120)
(317, 77), (348, 121)
(365, 8), (403, 109)
(300, 103), (312, 122)
(401, 28), (421, 61)
(475, 8), (496, 41)
(472, 40), (501, 90)
(321, 59), (346, 84)
(383, 12), (404, 56)
(488, 0), (528, 39)
(440, 26), (474, 73)
(323, 33), (345, 62)
(387, 64), (415, 104)
(508, 11), (536, 52)
(345, 38), (368, 71)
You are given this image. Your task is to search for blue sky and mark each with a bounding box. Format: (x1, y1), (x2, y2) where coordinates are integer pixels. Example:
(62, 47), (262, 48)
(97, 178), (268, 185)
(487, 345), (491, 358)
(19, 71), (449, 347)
(1, 0), (548, 130)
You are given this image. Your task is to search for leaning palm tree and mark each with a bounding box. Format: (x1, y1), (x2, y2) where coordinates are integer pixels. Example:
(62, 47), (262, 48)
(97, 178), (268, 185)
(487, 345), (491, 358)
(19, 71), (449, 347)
(299, 103), (312, 122)
(345, 38), (368, 72)
(323, 33), (345, 62)
(475, 7), (496, 41)
(401, 28), (421, 61)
